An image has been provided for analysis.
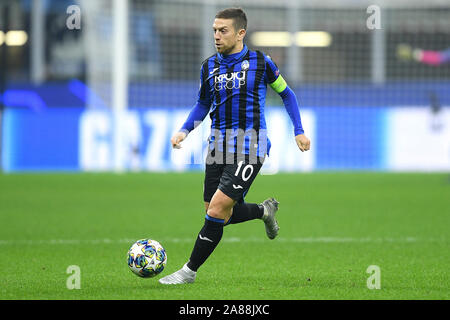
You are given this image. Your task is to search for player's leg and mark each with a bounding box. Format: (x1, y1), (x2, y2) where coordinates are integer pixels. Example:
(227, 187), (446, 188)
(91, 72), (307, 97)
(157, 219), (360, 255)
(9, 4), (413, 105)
(185, 189), (235, 271)
(226, 200), (264, 224)
(218, 159), (264, 225)
(158, 157), (278, 285)
(205, 200), (271, 228)
(218, 158), (280, 239)
(158, 189), (234, 285)
(183, 161), (235, 273)
(159, 161), (226, 285)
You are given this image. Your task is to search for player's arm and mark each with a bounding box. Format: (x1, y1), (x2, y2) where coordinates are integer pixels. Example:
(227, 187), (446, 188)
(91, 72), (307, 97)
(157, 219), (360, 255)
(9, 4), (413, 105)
(272, 79), (310, 152)
(171, 101), (210, 149)
(171, 63), (212, 149)
(264, 55), (310, 152)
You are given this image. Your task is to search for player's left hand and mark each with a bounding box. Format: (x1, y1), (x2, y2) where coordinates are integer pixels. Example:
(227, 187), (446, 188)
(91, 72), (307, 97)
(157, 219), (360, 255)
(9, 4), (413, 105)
(295, 134), (310, 152)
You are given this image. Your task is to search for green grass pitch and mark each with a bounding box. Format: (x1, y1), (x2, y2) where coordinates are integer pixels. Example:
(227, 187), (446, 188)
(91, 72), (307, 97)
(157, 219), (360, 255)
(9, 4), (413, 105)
(0, 172), (449, 300)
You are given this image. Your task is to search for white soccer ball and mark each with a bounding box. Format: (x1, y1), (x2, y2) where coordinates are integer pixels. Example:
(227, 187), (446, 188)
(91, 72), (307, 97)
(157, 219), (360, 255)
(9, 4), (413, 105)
(127, 239), (167, 278)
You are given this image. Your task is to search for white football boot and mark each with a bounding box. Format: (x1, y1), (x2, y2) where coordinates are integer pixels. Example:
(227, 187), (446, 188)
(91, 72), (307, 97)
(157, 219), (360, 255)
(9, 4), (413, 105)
(158, 263), (196, 285)
(261, 198), (280, 240)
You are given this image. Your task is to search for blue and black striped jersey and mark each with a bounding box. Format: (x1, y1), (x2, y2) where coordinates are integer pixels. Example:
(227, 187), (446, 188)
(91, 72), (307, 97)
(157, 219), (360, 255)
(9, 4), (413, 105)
(197, 44), (280, 158)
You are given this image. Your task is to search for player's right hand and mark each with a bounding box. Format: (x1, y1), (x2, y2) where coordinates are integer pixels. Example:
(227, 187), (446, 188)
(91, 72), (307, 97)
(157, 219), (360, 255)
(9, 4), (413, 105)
(295, 134), (310, 152)
(171, 131), (187, 149)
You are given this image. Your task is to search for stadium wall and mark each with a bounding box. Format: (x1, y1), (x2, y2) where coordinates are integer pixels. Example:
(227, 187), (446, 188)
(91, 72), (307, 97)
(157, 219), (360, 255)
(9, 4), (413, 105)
(2, 106), (449, 172)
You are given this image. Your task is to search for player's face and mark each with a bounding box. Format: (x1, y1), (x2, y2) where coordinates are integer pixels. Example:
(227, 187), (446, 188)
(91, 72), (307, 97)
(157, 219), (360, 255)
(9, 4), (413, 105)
(213, 18), (245, 55)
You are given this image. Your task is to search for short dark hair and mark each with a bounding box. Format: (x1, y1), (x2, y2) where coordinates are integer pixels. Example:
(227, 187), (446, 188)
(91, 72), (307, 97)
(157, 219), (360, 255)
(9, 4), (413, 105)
(215, 7), (247, 31)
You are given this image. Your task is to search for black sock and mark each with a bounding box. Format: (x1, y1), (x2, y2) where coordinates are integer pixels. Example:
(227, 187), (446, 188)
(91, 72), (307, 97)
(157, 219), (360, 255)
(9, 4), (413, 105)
(187, 215), (224, 272)
(227, 202), (264, 225)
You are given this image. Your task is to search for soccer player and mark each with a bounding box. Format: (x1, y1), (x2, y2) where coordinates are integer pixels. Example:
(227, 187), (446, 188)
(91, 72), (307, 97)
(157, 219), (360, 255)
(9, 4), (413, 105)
(159, 7), (310, 285)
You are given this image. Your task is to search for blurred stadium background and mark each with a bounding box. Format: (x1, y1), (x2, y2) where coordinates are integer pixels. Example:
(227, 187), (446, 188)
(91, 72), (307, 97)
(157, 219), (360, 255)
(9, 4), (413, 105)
(1, 0), (449, 301)
(0, 0), (449, 173)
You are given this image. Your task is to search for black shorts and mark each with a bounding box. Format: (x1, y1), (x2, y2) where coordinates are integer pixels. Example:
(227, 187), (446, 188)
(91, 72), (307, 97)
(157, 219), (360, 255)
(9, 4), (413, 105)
(203, 153), (265, 203)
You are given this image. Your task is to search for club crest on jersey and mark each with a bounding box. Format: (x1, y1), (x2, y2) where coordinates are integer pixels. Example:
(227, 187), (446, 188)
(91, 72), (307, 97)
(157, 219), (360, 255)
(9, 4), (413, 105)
(214, 71), (247, 91)
(241, 60), (249, 71)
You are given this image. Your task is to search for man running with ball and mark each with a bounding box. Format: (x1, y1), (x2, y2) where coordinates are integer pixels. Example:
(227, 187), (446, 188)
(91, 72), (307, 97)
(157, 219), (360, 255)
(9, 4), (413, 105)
(159, 7), (310, 285)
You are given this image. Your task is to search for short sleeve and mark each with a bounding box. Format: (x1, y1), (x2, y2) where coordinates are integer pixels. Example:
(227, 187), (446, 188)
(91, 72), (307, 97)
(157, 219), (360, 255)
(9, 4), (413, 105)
(263, 54), (280, 84)
(263, 53), (288, 94)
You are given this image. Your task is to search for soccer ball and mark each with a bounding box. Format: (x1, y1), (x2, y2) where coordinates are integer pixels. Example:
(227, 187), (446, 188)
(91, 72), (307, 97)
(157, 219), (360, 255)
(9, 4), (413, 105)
(127, 239), (167, 278)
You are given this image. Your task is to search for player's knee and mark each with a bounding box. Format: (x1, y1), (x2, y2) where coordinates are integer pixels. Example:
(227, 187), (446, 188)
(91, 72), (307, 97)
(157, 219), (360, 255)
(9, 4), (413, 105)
(207, 190), (234, 221)
(207, 200), (234, 221)
(206, 204), (225, 220)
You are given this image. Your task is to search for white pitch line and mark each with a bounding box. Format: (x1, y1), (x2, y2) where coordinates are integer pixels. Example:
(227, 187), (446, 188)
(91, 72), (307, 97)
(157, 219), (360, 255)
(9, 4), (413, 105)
(0, 237), (446, 246)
